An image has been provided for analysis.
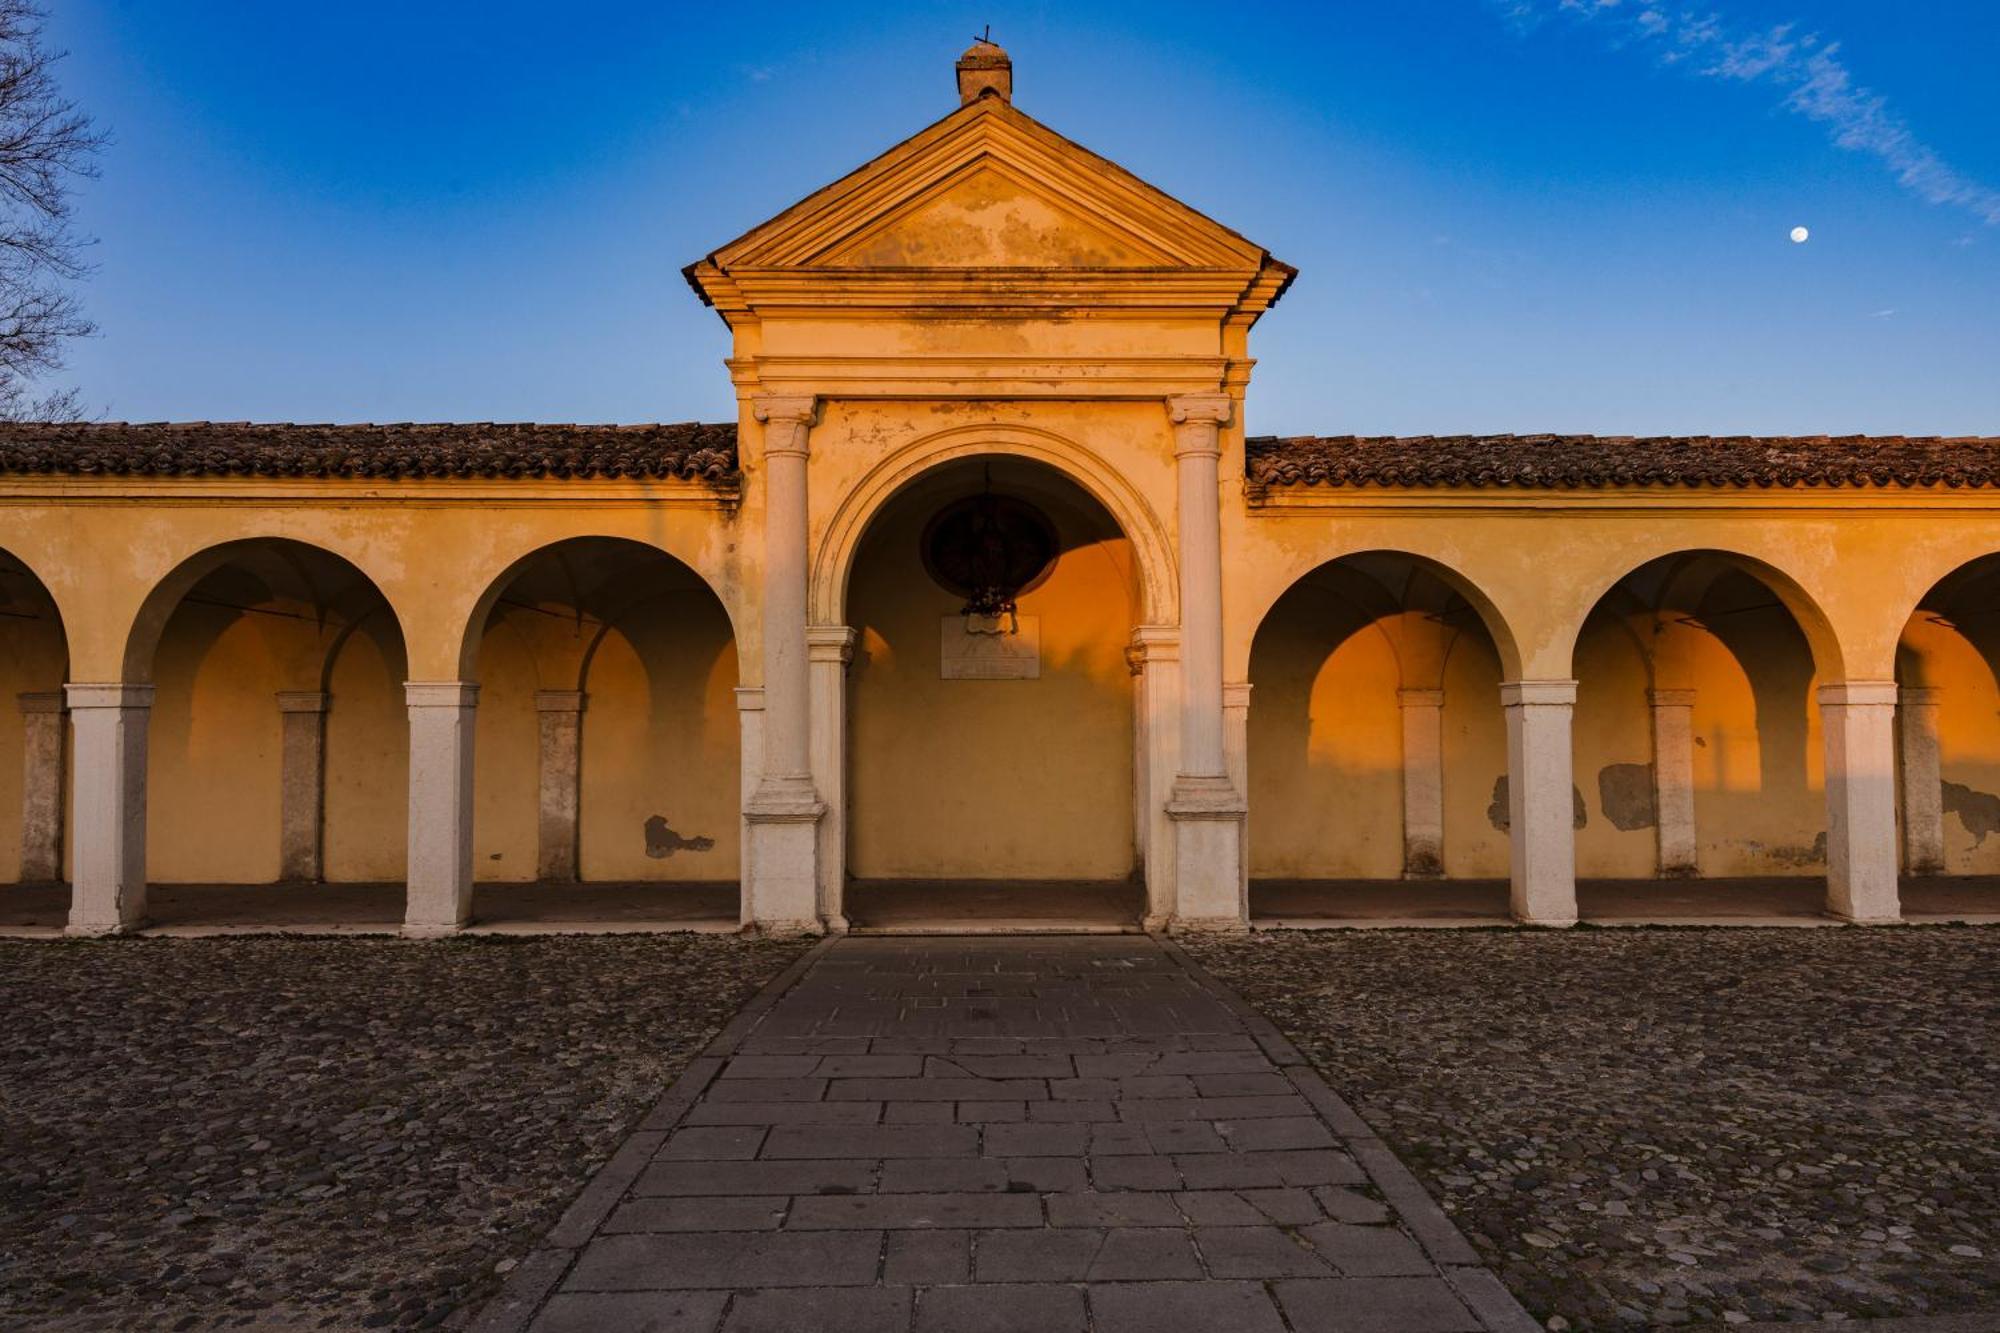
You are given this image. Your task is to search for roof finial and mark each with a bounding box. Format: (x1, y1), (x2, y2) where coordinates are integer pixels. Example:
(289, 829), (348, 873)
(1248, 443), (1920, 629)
(956, 30), (1011, 106)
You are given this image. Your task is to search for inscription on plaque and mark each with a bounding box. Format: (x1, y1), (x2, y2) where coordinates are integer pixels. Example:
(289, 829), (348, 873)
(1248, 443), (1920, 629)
(940, 615), (1041, 680)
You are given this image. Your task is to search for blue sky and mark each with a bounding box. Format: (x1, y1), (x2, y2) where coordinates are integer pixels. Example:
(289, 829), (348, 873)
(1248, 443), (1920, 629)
(41, 1), (2000, 435)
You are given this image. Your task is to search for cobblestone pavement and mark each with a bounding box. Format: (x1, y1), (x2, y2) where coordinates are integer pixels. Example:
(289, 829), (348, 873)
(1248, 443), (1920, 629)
(0, 934), (810, 1331)
(482, 935), (1534, 1333)
(1184, 927), (2000, 1330)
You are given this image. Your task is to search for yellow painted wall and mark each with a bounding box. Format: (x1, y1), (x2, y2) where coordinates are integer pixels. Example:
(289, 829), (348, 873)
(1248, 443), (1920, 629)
(322, 621), (407, 882)
(1915, 629), (2000, 873)
(846, 470), (1135, 880)
(1571, 615), (1660, 878)
(1439, 629), (1510, 878)
(576, 598), (740, 880)
(1246, 590), (1403, 878)
(1246, 576), (1513, 881)
(0, 586), (66, 879)
(147, 605), (289, 882)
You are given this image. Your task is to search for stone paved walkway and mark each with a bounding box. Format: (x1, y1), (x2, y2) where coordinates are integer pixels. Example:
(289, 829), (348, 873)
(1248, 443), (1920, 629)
(476, 936), (1533, 1332)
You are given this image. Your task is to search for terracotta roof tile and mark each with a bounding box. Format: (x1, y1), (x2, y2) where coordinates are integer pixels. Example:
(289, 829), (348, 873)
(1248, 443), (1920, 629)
(0, 421), (740, 482)
(1246, 434), (2000, 490)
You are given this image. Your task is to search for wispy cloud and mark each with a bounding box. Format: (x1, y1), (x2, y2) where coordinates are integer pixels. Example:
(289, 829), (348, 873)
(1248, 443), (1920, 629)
(1492, 2), (2000, 226)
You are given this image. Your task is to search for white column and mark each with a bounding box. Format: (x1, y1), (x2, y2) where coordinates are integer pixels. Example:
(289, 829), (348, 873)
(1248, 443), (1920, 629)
(1163, 395), (1246, 931)
(741, 395), (824, 936)
(1648, 687), (1698, 877)
(1397, 688), (1445, 878)
(808, 625), (855, 932)
(1224, 681), (1253, 908)
(17, 691), (66, 883)
(1898, 685), (1944, 876)
(403, 682), (478, 937)
(277, 690), (329, 882)
(65, 684), (152, 935)
(1820, 681), (1902, 923)
(734, 686), (764, 931)
(1501, 680), (1578, 926)
(1128, 628), (1180, 931)
(534, 689), (585, 882)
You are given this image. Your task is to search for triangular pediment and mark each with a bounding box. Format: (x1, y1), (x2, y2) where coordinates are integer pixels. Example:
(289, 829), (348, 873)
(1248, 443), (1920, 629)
(692, 98), (1285, 281)
(819, 159), (1172, 269)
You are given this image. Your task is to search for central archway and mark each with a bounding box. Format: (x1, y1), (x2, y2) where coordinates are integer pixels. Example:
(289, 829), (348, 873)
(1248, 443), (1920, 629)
(840, 454), (1145, 929)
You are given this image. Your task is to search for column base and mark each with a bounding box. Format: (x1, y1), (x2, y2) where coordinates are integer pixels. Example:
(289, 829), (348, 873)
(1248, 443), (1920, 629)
(744, 779), (827, 935)
(401, 920), (464, 940)
(1167, 774), (1247, 928)
(1513, 912), (1579, 929)
(1167, 914), (1250, 936)
(65, 917), (139, 938)
(1831, 910), (1903, 927)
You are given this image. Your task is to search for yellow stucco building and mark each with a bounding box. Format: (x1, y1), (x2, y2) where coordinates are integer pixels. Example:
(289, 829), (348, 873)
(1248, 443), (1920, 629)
(2, 42), (1997, 937)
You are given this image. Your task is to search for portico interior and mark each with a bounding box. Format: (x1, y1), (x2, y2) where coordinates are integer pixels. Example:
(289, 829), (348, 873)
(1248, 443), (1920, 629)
(840, 456), (1144, 931)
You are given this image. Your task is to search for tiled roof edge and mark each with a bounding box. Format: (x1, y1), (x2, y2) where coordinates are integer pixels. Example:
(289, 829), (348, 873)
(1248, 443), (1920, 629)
(0, 421), (741, 482)
(1245, 434), (2000, 489)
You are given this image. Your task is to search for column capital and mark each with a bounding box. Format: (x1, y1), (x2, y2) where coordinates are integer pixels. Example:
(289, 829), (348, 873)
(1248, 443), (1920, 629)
(751, 393), (818, 424)
(752, 395), (819, 460)
(1223, 681), (1253, 709)
(1165, 394), (1233, 428)
(1499, 679), (1578, 708)
(1397, 688), (1446, 708)
(65, 683), (155, 710)
(1647, 687), (1697, 708)
(277, 690), (330, 714)
(1817, 680), (1899, 708)
(17, 690), (65, 715)
(405, 681), (479, 709)
(807, 624), (858, 665)
(734, 686), (766, 713)
(534, 689), (586, 714)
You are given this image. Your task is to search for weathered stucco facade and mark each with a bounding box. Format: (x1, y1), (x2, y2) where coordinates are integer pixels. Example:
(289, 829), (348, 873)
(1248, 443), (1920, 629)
(3, 43), (1998, 936)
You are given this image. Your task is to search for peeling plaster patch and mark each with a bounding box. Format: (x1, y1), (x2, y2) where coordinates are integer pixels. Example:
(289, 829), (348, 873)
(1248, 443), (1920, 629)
(644, 816), (715, 859)
(1597, 763), (1657, 832)
(1486, 776), (1587, 831)
(1943, 781), (2000, 847)
(1746, 832), (1828, 867)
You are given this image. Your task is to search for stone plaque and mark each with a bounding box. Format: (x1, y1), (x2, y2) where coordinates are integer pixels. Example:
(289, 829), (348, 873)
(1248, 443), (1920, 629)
(940, 615), (1041, 680)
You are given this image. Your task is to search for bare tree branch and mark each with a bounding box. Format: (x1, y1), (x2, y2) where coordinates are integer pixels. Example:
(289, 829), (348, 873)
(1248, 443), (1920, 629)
(0, 0), (100, 420)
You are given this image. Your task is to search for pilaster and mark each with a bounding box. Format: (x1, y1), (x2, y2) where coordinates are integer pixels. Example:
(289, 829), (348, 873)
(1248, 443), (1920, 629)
(1648, 687), (1699, 877)
(277, 690), (329, 883)
(808, 625), (857, 933)
(534, 690), (586, 882)
(16, 691), (65, 883)
(1396, 688), (1445, 878)
(1897, 685), (1944, 876)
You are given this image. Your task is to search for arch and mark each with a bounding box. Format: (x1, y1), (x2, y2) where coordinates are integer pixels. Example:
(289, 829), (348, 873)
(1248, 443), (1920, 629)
(0, 545), (72, 675)
(123, 538), (410, 684)
(1896, 552), (2000, 688)
(812, 422), (1177, 627)
(1563, 548), (1844, 681)
(456, 536), (742, 681)
(0, 547), (73, 888)
(1247, 550), (1524, 682)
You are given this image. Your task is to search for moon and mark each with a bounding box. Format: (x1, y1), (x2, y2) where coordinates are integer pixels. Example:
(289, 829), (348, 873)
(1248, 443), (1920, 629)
(1790, 225), (1810, 244)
